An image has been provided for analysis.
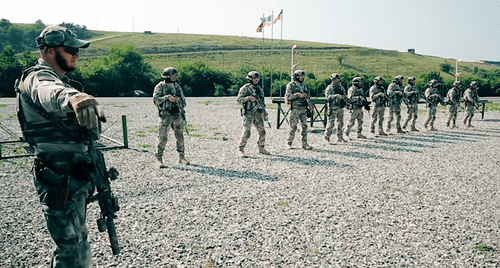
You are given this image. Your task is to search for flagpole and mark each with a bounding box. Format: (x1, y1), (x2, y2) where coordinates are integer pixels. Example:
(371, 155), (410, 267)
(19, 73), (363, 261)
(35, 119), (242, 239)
(261, 14), (265, 91)
(270, 11), (274, 99)
(280, 10), (283, 97)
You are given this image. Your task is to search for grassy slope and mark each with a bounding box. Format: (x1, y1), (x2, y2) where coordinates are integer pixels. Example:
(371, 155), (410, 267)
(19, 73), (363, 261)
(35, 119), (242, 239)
(82, 31), (499, 80)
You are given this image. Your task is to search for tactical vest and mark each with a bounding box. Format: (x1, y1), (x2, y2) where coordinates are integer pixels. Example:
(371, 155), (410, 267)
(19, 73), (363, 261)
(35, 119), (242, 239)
(15, 66), (85, 145)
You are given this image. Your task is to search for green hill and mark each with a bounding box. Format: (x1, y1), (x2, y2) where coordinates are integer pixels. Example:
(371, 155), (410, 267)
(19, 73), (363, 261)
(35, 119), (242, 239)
(81, 31), (499, 82)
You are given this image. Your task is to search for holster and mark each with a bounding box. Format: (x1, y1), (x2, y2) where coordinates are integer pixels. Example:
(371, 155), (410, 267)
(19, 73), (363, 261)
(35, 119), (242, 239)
(35, 161), (70, 210)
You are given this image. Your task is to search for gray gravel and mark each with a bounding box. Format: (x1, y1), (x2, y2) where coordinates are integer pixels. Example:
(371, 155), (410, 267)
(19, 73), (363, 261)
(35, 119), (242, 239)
(1, 97), (500, 267)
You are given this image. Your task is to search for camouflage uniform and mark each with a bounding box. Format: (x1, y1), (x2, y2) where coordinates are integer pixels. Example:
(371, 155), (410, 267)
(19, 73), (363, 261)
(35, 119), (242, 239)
(386, 76), (405, 133)
(402, 78), (419, 131)
(445, 83), (461, 128)
(462, 82), (479, 127)
(345, 79), (367, 138)
(17, 59), (93, 267)
(424, 80), (444, 130)
(369, 77), (387, 135)
(237, 78), (268, 155)
(285, 70), (312, 149)
(324, 76), (347, 142)
(153, 76), (187, 165)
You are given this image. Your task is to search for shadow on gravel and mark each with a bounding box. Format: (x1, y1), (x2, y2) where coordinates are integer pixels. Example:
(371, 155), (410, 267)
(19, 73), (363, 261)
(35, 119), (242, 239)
(466, 128), (500, 136)
(350, 141), (423, 153)
(369, 138), (429, 148)
(173, 164), (280, 181)
(269, 154), (352, 168)
(318, 149), (384, 160)
(482, 119), (500, 122)
(400, 135), (455, 144)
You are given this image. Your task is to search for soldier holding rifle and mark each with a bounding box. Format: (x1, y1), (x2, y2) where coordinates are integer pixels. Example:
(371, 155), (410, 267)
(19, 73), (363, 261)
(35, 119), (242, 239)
(285, 69), (313, 150)
(236, 71), (270, 157)
(15, 25), (117, 267)
(153, 67), (189, 168)
(324, 73), (348, 143)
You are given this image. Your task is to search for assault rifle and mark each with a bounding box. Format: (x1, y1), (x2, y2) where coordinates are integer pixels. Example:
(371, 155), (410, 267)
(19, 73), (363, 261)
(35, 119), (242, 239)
(86, 128), (121, 255)
(248, 96), (272, 127)
(175, 98), (189, 135)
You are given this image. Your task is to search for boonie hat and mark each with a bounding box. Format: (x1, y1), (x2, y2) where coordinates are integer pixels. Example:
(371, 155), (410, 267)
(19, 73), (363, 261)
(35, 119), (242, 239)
(36, 25), (90, 49)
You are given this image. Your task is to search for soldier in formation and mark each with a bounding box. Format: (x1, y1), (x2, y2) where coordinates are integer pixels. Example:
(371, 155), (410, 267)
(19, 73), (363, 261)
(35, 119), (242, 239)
(236, 71), (270, 157)
(386, 75), (406, 134)
(345, 76), (368, 139)
(16, 25), (102, 268)
(153, 67), (189, 168)
(445, 81), (462, 128)
(369, 76), (388, 136)
(424, 79), (445, 131)
(285, 69), (313, 150)
(402, 77), (419, 131)
(463, 81), (480, 127)
(323, 73), (348, 143)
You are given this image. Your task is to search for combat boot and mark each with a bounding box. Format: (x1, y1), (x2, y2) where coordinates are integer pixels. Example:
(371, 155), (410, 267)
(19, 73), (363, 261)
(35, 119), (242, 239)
(397, 128), (405, 134)
(239, 147), (247, 158)
(337, 136), (347, 143)
(179, 155), (190, 165)
(378, 131), (387, 136)
(357, 133), (366, 139)
(411, 126), (419, 131)
(430, 126), (437, 131)
(302, 144), (313, 150)
(324, 135), (331, 143)
(287, 142), (293, 150)
(467, 124), (474, 128)
(259, 147), (270, 155)
(155, 155), (166, 169)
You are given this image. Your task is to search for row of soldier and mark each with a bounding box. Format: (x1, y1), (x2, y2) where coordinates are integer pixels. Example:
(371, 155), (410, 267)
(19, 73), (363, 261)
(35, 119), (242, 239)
(17, 25), (483, 266)
(154, 68), (480, 163)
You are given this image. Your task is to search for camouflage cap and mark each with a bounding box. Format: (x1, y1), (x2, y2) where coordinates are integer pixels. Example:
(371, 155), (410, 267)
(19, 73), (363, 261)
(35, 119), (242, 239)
(36, 25), (90, 49)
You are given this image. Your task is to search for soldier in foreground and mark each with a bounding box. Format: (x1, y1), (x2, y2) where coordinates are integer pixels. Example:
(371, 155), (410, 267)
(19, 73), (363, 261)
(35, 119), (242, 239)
(424, 79), (445, 131)
(15, 25), (103, 267)
(153, 67), (189, 168)
(386, 75), (406, 134)
(285, 69), (313, 150)
(369, 76), (388, 136)
(402, 77), (420, 131)
(324, 73), (348, 143)
(236, 71), (270, 157)
(462, 81), (480, 127)
(345, 76), (368, 139)
(445, 81), (462, 128)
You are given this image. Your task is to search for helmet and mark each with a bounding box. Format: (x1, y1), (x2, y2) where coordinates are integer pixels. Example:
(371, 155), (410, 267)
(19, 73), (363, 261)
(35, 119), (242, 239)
(293, 69), (305, 81)
(246, 71), (260, 83)
(407, 76), (416, 84)
(352, 77), (363, 84)
(162, 67), (178, 79)
(453, 81), (462, 87)
(329, 73), (341, 82)
(470, 81), (479, 88)
(373, 76), (384, 84)
(429, 79), (439, 85)
(393, 75), (404, 83)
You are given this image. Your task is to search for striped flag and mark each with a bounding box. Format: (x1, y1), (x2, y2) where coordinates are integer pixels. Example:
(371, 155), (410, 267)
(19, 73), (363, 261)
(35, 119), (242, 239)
(256, 22), (264, 32)
(262, 15), (273, 27)
(274, 9), (283, 24)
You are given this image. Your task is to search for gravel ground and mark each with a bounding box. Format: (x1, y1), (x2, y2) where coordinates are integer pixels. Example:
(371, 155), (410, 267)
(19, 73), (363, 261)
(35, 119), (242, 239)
(1, 97), (500, 267)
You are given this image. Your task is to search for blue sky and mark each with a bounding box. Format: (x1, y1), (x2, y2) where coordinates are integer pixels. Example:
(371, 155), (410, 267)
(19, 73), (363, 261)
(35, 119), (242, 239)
(2, 0), (499, 62)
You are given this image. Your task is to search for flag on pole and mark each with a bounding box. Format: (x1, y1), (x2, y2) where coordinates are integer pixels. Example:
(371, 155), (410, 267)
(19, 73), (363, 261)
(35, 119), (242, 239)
(256, 23), (264, 32)
(262, 15), (273, 27)
(274, 9), (283, 24)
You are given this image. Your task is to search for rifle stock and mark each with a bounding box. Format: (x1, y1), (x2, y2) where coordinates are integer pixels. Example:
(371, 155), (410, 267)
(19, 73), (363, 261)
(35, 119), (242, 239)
(86, 129), (120, 255)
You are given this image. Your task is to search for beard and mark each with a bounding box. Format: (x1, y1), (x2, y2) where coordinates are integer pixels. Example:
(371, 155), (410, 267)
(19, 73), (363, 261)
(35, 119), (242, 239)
(55, 50), (76, 72)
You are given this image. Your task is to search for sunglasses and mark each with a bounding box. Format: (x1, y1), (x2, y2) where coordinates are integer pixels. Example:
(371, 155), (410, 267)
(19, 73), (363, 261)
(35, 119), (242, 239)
(63, 46), (79, 55)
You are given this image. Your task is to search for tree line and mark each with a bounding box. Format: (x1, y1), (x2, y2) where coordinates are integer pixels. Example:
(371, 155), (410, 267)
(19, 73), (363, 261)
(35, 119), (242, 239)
(1, 19), (499, 98)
